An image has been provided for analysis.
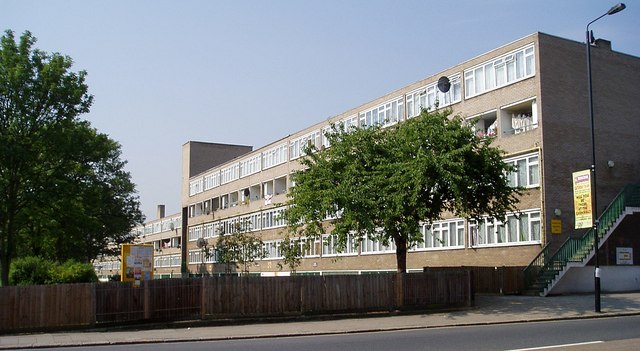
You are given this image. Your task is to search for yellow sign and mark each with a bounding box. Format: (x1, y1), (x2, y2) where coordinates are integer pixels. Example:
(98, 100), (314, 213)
(121, 244), (154, 286)
(572, 169), (592, 229)
(551, 219), (562, 234)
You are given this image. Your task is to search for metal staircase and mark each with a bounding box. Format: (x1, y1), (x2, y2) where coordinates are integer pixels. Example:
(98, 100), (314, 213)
(523, 184), (640, 296)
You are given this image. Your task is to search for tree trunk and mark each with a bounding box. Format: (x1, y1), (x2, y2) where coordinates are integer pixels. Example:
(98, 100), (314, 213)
(0, 253), (9, 287)
(395, 235), (407, 273)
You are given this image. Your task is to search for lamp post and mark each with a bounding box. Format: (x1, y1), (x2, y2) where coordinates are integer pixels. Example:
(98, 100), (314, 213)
(586, 2), (626, 313)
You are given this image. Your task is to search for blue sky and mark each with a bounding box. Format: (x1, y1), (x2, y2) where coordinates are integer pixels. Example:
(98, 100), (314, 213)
(2, 0), (639, 220)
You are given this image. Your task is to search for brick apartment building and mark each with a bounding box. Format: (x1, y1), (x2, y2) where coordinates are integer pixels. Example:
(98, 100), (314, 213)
(98, 32), (640, 294)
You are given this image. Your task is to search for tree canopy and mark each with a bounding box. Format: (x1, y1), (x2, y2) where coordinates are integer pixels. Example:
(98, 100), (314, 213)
(283, 108), (521, 272)
(0, 30), (144, 286)
(214, 220), (266, 275)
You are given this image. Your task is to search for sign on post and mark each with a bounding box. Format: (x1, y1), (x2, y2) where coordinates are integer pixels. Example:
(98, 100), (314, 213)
(572, 169), (593, 229)
(121, 244), (154, 286)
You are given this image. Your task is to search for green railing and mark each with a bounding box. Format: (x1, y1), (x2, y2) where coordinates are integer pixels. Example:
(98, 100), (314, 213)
(523, 184), (640, 294)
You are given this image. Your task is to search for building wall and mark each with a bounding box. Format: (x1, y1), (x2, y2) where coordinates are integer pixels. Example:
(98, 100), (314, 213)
(537, 33), (640, 250)
(181, 32), (640, 276)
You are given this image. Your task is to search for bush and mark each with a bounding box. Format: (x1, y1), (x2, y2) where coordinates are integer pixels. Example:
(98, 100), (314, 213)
(9, 256), (53, 285)
(49, 260), (98, 284)
(9, 256), (98, 285)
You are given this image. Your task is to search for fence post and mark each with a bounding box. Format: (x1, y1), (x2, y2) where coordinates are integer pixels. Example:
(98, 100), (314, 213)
(201, 277), (207, 320)
(467, 269), (474, 306)
(143, 281), (150, 320)
(90, 283), (97, 326)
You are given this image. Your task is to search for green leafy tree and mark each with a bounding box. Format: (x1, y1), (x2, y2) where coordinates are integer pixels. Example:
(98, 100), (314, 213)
(283, 108), (521, 273)
(0, 30), (143, 285)
(277, 233), (303, 274)
(214, 220), (266, 275)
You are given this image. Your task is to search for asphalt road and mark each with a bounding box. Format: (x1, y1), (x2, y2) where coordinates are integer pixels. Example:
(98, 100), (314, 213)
(27, 315), (640, 351)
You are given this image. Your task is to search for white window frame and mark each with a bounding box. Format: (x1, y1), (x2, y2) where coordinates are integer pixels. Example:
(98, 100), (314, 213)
(505, 152), (540, 188)
(469, 209), (541, 247)
(239, 154), (262, 178)
(262, 143), (288, 169)
(411, 218), (465, 251)
(358, 96), (404, 128)
(464, 44), (536, 99)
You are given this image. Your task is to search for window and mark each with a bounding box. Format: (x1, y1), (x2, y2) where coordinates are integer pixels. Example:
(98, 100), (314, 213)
(411, 219), (465, 250)
(188, 225), (203, 241)
(407, 75), (462, 118)
(322, 234), (359, 256)
(189, 178), (203, 196)
(188, 250), (202, 264)
(262, 207), (286, 229)
(204, 171), (220, 190)
(262, 143), (288, 169)
(360, 235), (395, 254)
(221, 163), (240, 185)
(239, 154), (262, 178)
(203, 223), (214, 238)
(505, 153), (540, 188)
(290, 131), (321, 160)
(299, 237), (321, 257)
(470, 210), (541, 246)
(263, 240), (282, 259)
(359, 97), (404, 128)
(464, 44), (535, 99)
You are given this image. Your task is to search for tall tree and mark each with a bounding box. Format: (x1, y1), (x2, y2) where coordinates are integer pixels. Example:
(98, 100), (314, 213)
(283, 109), (521, 273)
(0, 30), (143, 285)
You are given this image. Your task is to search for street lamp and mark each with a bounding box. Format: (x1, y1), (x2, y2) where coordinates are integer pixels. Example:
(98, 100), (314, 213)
(586, 2), (626, 313)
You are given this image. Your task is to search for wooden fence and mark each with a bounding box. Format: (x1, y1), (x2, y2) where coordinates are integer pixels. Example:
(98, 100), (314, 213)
(424, 266), (525, 294)
(0, 271), (471, 333)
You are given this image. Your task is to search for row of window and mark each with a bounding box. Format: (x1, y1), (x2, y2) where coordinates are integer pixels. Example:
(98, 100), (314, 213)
(155, 254), (181, 268)
(187, 209), (541, 264)
(188, 175), (288, 218)
(94, 260), (121, 271)
(189, 44), (537, 197)
(187, 207), (287, 241)
(406, 75), (462, 118)
(359, 96), (405, 128)
(190, 143), (289, 196)
(464, 45), (535, 98)
(188, 150), (539, 223)
(290, 131), (322, 160)
(134, 216), (182, 237)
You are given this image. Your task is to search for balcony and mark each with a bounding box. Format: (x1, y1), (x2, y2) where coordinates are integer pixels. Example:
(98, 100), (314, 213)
(501, 98), (537, 136)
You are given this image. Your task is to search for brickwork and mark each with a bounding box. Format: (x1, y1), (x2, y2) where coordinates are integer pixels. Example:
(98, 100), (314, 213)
(181, 32), (640, 276)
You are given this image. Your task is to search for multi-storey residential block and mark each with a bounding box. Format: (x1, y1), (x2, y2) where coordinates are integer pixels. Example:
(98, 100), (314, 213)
(178, 32), (640, 293)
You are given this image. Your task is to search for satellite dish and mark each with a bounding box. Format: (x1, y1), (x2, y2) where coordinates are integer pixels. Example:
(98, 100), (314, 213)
(196, 237), (207, 248)
(437, 76), (451, 93)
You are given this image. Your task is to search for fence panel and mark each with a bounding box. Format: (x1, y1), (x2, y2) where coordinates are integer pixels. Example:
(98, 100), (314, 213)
(425, 266), (524, 294)
(148, 278), (201, 321)
(0, 284), (93, 332)
(408, 271), (472, 306)
(94, 281), (143, 324)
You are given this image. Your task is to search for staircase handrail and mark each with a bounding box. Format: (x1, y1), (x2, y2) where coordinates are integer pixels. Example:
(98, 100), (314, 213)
(523, 184), (640, 291)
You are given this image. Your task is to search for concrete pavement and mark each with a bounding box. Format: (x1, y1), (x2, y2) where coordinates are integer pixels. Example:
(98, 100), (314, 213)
(2, 292), (640, 349)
